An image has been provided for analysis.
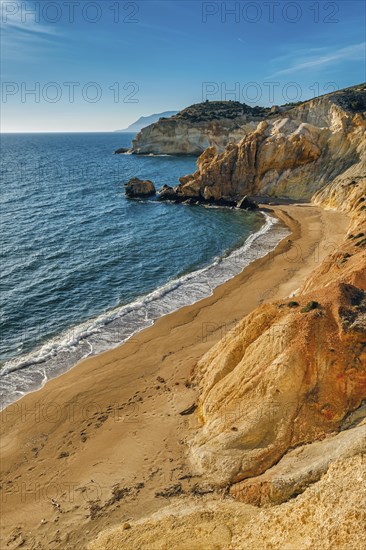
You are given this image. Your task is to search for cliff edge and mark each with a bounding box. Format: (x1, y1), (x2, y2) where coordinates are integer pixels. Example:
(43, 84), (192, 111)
(164, 84), (366, 201)
(130, 101), (273, 155)
(88, 85), (366, 549)
(89, 163), (366, 550)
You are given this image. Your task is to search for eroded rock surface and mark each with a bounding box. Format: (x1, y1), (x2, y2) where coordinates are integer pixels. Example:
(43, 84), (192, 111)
(173, 84), (366, 202)
(230, 419), (366, 505)
(188, 164), (365, 493)
(130, 101), (271, 155)
(88, 455), (366, 550)
(189, 276), (366, 487)
(125, 177), (156, 197)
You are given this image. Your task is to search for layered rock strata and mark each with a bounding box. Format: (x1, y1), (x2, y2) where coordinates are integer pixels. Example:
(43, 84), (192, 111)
(163, 84), (366, 202)
(130, 101), (272, 155)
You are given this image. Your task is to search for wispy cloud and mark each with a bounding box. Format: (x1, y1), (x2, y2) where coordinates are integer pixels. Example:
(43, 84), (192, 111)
(268, 42), (365, 78)
(0, 0), (61, 57)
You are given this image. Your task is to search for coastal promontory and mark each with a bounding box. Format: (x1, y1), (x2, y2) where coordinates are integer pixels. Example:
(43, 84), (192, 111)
(167, 84), (366, 202)
(129, 101), (273, 155)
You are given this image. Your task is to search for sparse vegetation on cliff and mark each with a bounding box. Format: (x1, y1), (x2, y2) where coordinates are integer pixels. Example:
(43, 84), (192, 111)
(168, 83), (366, 202)
(172, 100), (270, 122)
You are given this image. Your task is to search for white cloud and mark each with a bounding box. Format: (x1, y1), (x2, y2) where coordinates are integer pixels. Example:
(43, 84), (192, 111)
(268, 42), (366, 77)
(0, 0), (60, 40)
(1, 0), (61, 54)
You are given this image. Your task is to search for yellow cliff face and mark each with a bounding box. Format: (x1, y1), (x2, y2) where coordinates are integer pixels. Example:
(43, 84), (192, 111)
(312, 159), (366, 220)
(190, 177), (366, 504)
(88, 451), (366, 550)
(130, 101), (265, 155)
(190, 276), (366, 486)
(86, 89), (366, 549)
(175, 86), (366, 201)
(188, 179), (365, 499)
(85, 153), (365, 550)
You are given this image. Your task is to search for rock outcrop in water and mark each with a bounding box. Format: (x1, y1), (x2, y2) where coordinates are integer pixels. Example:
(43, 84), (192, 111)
(160, 84), (366, 202)
(236, 195), (258, 210)
(125, 177), (156, 197)
(129, 101), (272, 155)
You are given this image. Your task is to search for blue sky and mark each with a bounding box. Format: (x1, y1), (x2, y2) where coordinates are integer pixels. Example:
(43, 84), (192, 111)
(1, 0), (365, 132)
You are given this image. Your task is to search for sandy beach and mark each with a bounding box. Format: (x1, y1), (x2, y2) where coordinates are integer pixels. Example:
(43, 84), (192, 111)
(0, 204), (350, 549)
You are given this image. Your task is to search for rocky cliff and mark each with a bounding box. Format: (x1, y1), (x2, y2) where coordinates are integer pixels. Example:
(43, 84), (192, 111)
(166, 84), (366, 201)
(130, 101), (273, 155)
(88, 87), (366, 549)
(88, 169), (366, 550)
(187, 165), (366, 502)
(89, 454), (366, 550)
(88, 193), (366, 550)
(190, 238), (365, 489)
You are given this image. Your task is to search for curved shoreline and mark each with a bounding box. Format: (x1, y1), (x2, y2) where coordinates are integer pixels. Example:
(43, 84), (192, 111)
(0, 210), (286, 410)
(0, 203), (350, 549)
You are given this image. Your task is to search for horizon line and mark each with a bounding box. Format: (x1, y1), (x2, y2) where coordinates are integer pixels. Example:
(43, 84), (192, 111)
(0, 130), (138, 134)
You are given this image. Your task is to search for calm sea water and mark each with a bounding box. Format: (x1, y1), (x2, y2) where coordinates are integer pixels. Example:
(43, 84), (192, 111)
(0, 132), (289, 407)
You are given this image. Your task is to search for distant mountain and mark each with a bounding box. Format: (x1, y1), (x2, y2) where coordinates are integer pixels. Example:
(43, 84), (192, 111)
(116, 111), (178, 133)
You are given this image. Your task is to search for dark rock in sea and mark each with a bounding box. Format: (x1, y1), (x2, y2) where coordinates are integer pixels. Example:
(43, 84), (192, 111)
(215, 197), (237, 208)
(158, 189), (240, 208)
(158, 186), (259, 209)
(114, 147), (129, 154)
(125, 178), (156, 198)
(182, 198), (198, 205)
(236, 195), (259, 210)
(158, 185), (178, 201)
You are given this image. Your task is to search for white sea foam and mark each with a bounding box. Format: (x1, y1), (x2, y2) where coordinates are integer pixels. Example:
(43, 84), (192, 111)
(0, 212), (290, 410)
